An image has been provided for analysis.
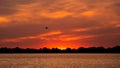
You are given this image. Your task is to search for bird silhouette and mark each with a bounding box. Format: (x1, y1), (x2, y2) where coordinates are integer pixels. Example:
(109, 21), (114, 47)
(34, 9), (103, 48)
(45, 27), (48, 29)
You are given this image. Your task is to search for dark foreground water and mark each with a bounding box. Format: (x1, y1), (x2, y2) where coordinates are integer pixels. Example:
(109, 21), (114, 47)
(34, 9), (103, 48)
(0, 54), (119, 68)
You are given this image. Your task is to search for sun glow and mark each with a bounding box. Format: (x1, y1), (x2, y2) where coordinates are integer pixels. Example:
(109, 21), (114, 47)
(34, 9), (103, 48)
(58, 47), (66, 50)
(42, 40), (79, 49)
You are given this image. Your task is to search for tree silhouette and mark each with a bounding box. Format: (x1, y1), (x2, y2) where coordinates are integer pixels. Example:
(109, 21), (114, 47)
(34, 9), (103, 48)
(0, 45), (120, 53)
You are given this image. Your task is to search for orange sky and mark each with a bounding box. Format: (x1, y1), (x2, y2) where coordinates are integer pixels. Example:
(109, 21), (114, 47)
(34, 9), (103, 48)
(0, 0), (120, 49)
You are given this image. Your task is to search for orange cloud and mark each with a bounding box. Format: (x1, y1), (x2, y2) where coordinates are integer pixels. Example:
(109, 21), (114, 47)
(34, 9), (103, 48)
(72, 28), (90, 32)
(115, 24), (120, 27)
(40, 11), (72, 19)
(0, 31), (62, 42)
(82, 11), (95, 16)
(40, 31), (62, 37)
(1, 29), (95, 43)
(0, 36), (37, 42)
(80, 10), (97, 17)
(0, 17), (9, 22)
(40, 34), (95, 41)
(72, 26), (104, 33)
(58, 35), (95, 41)
(61, 37), (80, 41)
(8, 7), (33, 22)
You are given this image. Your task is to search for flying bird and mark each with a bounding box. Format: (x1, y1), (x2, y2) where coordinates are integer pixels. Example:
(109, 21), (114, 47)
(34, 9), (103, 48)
(45, 27), (48, 29)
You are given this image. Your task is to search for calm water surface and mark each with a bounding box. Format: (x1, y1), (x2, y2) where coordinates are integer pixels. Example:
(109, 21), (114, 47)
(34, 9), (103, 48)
(0, 54), (120, 68)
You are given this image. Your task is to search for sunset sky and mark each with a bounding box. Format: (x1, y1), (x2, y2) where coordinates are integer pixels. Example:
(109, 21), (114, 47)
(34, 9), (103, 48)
(0, 0), (120, 49)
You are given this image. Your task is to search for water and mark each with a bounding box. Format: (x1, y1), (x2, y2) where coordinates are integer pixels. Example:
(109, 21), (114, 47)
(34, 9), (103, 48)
(0, 54), (119, 68)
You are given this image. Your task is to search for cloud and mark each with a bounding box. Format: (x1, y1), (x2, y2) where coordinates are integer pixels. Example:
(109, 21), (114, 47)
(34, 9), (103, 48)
(81, 33), (120, 47)
(0, 31), (62, 42)
(0, 0), (35, 16)
(108, 2), (120, 16)
(0, 0), (120, 48)
(40, 31), (62, 37)
(40, 11), (72, 19)
(0, 17), (9, 22)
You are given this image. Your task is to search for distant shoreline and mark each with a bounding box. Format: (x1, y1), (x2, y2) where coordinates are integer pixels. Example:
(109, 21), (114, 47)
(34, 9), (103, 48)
(0, 52), (120, 54)
(0, 45), (120, 53)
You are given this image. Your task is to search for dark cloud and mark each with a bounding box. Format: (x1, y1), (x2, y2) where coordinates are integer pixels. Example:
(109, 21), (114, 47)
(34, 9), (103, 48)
(76, 26), (120, 36)
(0, 0), (35, 16)
(110, 2), (120, 16)
(0, 38), (45, 48)
(81, 34), (120, 47)
(0, 23), (48, 40)
(40, 0), (58, 6)
(0, 7), (18, 16)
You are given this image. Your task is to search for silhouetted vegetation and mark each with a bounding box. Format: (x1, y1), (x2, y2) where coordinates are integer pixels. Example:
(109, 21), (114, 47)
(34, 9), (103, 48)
(0, 45), (120, 53)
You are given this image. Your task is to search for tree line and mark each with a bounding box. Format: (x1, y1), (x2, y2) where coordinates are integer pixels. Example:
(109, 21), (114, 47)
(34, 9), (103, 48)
(0, 45), (120, 53)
